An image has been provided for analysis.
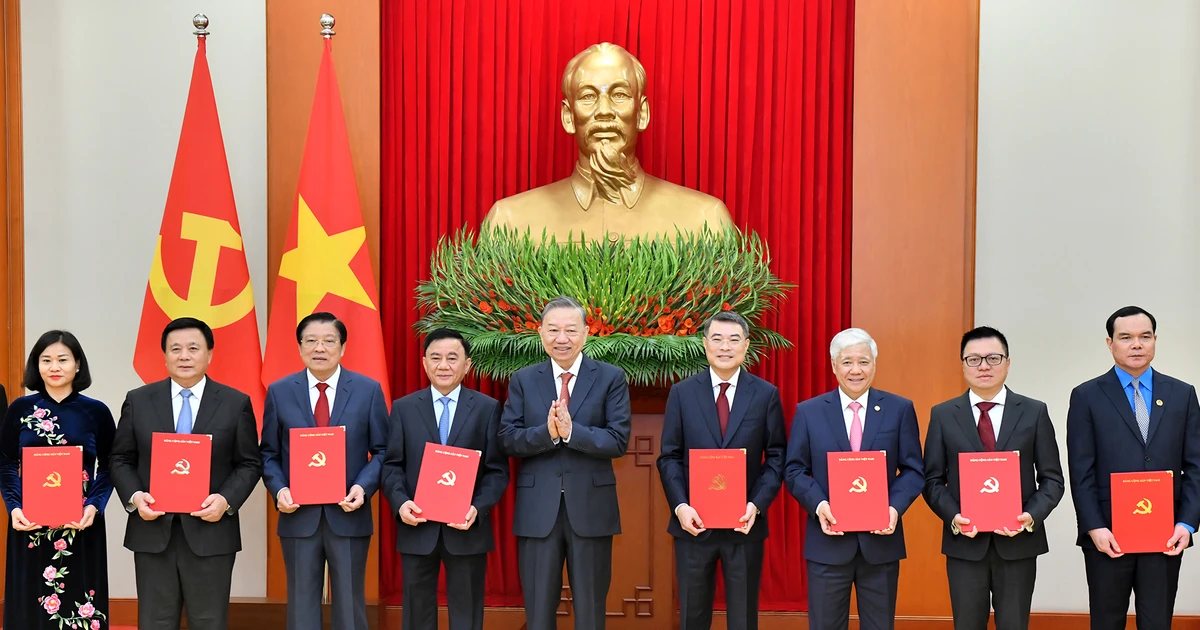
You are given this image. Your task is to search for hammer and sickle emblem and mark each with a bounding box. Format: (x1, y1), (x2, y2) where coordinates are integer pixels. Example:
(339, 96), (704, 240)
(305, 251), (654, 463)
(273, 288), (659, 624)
(708, 474), (727, 491)
(308, 451), (327, 467)
(171, 459), (191, 475)
(980, 477), (1000, 494)
(42, 472), (62, 488)
(436, 471), (457, 487)
(149, 213), (255, 328)
(849, 476), (868, 493)
(1134, 499), (1153, 515)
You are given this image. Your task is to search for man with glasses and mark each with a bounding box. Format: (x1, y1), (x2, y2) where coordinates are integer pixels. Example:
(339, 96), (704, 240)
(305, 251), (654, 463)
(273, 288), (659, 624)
(499, 296), (632, 630)
(259, 312), (389, 630)
(923, 326), (1064, 630)
(656, 310), (786, 630)
(1067, 306), (1200, 630)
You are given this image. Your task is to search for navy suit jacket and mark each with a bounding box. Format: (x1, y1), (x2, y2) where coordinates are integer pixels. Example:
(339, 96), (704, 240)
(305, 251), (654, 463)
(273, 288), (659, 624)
(1066, 367), (1200, 546)
(657, 369), (786, 542)
(498, 355), (631, 538)
(785, 388), (924, 565)
(381, 386), (509, 556)
(260, 368), (389, 538)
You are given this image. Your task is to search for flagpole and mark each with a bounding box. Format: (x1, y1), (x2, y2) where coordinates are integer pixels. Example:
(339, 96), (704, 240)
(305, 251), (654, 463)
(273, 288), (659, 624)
(193, 13), (209, 39)
(319, 12), (336, 611)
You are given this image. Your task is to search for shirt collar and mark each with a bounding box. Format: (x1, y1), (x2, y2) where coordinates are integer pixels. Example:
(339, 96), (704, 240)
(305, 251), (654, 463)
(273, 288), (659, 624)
(1115, 365), (1154, 390)
(552, 353), (585, 380)
(837, 387), (870, 411)
(969, 385), (1008, 408)
(709, 367), (742, 389)
(307, 365), (342, 391)
(570, 160), (646, 210)
(431, 384), (462, 403)
(171, 376), (207, 400)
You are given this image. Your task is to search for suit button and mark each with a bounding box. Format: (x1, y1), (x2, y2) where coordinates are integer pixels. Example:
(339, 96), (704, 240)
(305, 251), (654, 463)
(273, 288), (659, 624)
(1145, 456), (1152, 462)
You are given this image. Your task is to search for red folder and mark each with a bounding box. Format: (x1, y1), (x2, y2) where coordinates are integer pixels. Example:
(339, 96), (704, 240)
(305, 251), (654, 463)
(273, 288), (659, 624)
(22, 446), (83, 527)
(289, 426), (347, 505)
(827, 451), (890, 532)
(688, 448), (747, 529)
(150, 432), (212, 513)
(1111, 470), (1174, 554)
(959, 451), (1023, 532)
(414, 443), (480, 524)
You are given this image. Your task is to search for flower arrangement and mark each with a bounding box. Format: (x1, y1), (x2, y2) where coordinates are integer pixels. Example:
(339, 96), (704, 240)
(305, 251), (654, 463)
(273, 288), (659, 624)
(415, 226), (792, 385)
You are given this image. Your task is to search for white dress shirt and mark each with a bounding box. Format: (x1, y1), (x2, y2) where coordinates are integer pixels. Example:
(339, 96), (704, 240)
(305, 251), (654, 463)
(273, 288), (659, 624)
(170, 377), (207, 430)
(307, 366), (342, 414)
(837, 387), (871, 439)
(710, 367), (741, 408)
(551, 353), (584, 443)
(431, 384), (462, 434)
(968, 386), (1007, 441)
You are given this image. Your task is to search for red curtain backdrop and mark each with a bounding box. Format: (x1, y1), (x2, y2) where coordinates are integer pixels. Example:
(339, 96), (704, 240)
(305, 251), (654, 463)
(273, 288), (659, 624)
(380, 0), (853, 612)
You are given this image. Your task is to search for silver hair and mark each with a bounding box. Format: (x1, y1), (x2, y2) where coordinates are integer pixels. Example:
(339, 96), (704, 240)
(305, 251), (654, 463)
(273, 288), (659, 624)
(541, 296), (587, 325)
(829, 328), (878, 361)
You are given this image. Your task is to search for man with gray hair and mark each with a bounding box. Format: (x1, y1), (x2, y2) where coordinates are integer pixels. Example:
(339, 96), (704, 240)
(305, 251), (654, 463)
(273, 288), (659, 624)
(657, 310), (787, 629)
(498, 295), (632, 630)
(785, 328), (924, 630)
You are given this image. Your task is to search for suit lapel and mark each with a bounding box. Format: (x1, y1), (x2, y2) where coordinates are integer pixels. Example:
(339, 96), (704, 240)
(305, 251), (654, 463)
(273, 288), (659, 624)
(447, 389), (474, 446)
(155, 380), (175, 434)
(693, 373), (723, 445)
(566, 357), (596, 419)
(415, 389), (441, 443)
(292, 372), (315, 428)
(995, 391), (1024, 451)
(722, 370), (753, 447)
(1147, 372), (1170, 445)
(329, 371), (354, 427)
(190, 380), (221, 435)
(860, 389), (883, 451)
(1101, 370), (1144, 445)
(536, 361), (559, 413)
(953, 392), (986, 451)
(825, 391), (852, 452)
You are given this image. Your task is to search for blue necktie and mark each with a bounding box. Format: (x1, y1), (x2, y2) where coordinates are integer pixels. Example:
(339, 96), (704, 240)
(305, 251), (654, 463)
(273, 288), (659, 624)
(438, 396), (451, 445)
(178, 389), (194, 434)
(1132, 379), (1150, 442)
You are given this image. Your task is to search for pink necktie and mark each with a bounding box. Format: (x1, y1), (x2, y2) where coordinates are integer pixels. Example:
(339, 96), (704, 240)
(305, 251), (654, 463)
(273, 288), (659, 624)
(848, 401), (863, 451)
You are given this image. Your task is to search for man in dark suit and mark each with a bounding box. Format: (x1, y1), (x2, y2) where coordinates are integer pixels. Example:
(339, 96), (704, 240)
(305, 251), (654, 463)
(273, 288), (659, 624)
(923, 326), (1064, 630)
(111, 317), (262, 630)
(657, 310), (786, 630)
(498, 295), (631, 630)
(381, 328), (509, 630)
(260, 312), (389, 630)
(785, 327), (924, 630)
(1067, 306), (1200, 630)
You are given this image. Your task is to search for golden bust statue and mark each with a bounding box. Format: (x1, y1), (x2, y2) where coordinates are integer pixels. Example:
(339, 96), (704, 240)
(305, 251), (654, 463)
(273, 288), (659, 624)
(483, 42), (734, 242)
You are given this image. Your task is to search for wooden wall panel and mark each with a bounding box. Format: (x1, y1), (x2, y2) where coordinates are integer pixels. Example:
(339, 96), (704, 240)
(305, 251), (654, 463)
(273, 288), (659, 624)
(264, 0), (381, 601)
(0, 0), (22, 598)
(850, 0), (980, 619)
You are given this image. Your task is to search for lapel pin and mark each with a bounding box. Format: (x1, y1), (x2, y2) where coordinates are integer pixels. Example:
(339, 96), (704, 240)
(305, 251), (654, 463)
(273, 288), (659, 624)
(1156, 399), (1163, 407)
(874, 405), (881, 412)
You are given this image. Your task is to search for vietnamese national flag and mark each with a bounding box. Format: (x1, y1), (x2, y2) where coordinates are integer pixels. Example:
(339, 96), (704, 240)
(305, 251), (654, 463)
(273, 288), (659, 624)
(261, 38), (390, 403)
(134, 36), (265, 428)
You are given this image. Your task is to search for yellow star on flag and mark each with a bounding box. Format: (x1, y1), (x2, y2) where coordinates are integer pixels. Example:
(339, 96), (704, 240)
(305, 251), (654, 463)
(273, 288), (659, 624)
(278, 194), (376, 322)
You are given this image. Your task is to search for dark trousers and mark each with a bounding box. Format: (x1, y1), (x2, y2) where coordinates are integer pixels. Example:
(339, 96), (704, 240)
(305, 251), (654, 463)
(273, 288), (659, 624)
(280, 512), (372, 630)
(675, 535), (765, 630)
(401, 535), (488, 630)
(518, 498), (613, 630)
(1083, 547), (1181, 630)
(134, 518), (236, 630)
(946, 543), (1036, 630)
(806, 550), (899, 630)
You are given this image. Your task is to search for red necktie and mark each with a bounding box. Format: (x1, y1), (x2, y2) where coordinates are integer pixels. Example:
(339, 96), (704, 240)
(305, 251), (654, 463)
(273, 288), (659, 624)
(976, 401), (997, 451)
(315, 382), (331, 427)
(559, 372), (573, 405)
(716, 382), (731, 438)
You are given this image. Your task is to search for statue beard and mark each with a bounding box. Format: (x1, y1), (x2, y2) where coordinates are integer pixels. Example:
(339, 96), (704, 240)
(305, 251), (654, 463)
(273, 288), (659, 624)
(588, 140), (637, 204)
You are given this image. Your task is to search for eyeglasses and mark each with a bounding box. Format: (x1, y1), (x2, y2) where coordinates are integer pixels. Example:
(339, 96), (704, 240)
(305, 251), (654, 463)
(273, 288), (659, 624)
(705, 335), (744, 347)
(301, 338), (340, 349)
(963, 353), (1007, 367)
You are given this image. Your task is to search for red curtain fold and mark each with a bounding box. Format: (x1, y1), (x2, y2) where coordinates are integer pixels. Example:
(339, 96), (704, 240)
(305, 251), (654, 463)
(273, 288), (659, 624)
(380, 0), (853, 612)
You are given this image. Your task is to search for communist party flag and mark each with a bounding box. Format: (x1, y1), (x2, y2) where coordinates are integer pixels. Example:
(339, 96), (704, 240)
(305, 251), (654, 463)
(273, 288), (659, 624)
(261, 37), (390, 402)
(134, 34), (266, 426)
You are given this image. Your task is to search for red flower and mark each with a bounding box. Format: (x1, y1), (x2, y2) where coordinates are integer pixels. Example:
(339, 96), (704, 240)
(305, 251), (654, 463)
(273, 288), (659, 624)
(722, 302), (733, 311)
(478, 301), (494, 314)
(525, 322), (539, 331)
(54, 539), (67, 551)
(497, 299), (511, 311)
(658, 315), (676, 332)
(503, 277), (514, 286)
(42, 594), (60, 614)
